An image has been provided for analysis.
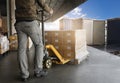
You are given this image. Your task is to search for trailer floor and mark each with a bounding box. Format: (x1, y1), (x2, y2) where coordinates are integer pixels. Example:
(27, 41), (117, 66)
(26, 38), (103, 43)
(0, 46), (120, 83)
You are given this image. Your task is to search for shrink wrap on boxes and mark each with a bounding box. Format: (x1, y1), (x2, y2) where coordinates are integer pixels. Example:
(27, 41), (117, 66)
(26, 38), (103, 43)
(0, 36), (9, 54)
(45, 30), (89, 64)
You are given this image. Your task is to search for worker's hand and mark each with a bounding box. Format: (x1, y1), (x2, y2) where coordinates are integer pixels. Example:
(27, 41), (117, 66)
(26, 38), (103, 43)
(37, 0), (53, 15)
(44, 4), (53, 15)
(49, 8), (53, 15)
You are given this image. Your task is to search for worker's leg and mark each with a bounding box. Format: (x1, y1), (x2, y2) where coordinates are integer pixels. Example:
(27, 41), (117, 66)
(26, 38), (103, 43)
(15, 23), (29, 79)
(24, 20), (45, 74)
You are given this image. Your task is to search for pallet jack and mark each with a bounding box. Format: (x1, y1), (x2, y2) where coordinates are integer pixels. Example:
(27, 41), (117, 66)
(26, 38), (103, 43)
(40, 10), (71, 69)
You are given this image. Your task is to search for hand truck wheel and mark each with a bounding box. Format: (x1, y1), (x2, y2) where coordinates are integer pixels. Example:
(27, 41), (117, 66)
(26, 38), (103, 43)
(44, 58), (52, 69)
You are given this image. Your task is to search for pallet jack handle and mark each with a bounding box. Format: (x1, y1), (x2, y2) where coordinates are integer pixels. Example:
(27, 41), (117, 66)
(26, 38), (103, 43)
(40, 10), (50, 57)
(41, 10), (45, 46)
(40, 10), (51, 47)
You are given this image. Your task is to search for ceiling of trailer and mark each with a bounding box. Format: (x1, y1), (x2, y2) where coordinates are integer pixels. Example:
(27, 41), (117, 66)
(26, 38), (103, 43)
(0, 0), (87, 22)
(46, 0), (87, 21)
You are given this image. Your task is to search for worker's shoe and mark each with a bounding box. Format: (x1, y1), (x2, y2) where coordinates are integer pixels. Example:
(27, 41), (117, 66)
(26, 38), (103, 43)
(21, 77), (30, 82)
(34, 70), (48, 77)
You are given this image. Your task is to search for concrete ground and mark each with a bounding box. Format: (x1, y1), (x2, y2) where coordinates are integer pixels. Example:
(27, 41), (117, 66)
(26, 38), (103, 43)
(0, 46), (120, 83)
(92, 44), (120, 52)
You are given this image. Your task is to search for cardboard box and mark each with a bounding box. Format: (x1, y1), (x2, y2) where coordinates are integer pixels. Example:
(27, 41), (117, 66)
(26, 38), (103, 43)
(9, 34), (18, 50)
(9, 35), (17, 42)
(9, 41), (18, 50)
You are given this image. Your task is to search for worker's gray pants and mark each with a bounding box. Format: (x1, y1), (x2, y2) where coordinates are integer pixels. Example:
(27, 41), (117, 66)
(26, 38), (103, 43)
(15, 20), (44, 78)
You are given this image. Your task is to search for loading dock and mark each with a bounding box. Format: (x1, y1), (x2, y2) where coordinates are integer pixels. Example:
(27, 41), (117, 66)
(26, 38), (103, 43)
(0, 46), (120, 83)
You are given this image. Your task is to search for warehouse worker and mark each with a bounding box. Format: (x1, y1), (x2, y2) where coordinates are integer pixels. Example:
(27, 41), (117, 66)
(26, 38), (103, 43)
(15, 0), (53, 81)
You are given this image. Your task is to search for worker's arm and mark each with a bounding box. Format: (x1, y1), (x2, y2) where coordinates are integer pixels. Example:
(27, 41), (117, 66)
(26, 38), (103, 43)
(37, 0), (53, 15)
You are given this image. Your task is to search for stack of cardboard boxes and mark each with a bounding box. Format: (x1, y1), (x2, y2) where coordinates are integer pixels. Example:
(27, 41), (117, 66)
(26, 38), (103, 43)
(9, 34), (33, 50)
(45, 30), (88, 64)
